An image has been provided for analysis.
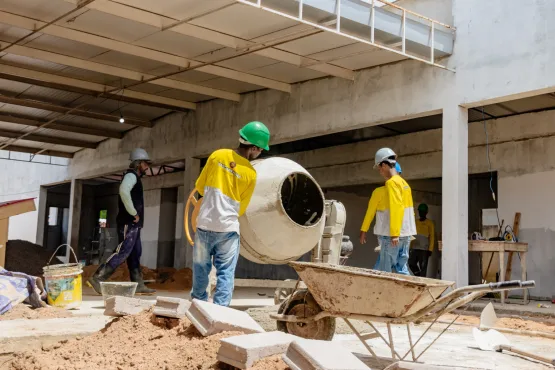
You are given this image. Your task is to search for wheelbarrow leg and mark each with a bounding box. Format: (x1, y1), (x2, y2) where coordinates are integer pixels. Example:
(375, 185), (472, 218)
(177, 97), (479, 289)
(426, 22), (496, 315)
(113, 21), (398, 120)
(366, 322), (403, 360)
(387, 323), (395, 359)
(406, 324), (416, 361)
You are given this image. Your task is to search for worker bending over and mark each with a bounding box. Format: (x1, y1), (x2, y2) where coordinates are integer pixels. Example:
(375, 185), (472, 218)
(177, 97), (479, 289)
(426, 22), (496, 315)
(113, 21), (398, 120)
(360, 163), (402, 270)
(89, 148), (155, 295)
(373, 148), (416, 275)
(192, 121), (270, 306)
(409, 203), (435, 277)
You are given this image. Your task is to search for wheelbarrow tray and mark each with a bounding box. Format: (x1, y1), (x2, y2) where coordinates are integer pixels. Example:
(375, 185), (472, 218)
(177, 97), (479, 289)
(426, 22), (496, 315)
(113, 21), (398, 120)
(289, 262), (455, 318)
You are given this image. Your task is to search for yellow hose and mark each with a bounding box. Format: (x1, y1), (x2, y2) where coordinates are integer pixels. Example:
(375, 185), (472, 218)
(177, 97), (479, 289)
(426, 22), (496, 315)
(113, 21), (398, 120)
(184, 189), (202, 247)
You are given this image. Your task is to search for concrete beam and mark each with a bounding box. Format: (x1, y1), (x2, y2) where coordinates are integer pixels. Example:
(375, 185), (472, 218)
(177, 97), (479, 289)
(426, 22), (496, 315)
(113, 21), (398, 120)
(5, 145), (73, 158)
(0, 113), (123, 139)
(0, 128), (97, 149)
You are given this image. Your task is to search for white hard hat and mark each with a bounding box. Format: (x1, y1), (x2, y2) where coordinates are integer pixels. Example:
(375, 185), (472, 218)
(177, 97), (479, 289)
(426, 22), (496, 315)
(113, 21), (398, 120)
(129, 148), (151, 162)
(374, 147), (397, 168)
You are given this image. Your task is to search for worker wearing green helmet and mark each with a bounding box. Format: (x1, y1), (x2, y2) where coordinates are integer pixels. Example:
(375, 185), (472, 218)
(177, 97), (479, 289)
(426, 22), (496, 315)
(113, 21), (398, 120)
(191, 121), (270, 306)
(409, 203), (435, 277)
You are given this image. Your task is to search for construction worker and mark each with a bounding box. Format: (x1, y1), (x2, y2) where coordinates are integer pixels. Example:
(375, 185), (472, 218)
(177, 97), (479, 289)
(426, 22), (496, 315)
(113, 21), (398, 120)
(88, 148), (155, 295)
(360, 163), (402, 270)
(409, 203), (435, 277)
(373, 148), (416, 275)
(192, 121), (270, 306)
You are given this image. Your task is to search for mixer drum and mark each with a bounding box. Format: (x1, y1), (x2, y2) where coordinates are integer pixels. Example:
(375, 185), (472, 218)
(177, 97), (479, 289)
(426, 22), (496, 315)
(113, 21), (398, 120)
(239, 157), (326, 264)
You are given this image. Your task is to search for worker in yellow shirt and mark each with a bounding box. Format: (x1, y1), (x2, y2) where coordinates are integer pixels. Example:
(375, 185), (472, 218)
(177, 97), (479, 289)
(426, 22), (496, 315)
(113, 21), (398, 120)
(360, 163), (402, 270)
(192, 121), (270, 306)
(409, 203), (435, 277)
(373, 148), (416, 275)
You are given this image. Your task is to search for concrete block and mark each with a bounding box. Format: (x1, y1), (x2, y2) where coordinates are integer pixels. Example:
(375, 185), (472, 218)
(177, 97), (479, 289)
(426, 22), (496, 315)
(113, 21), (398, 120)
(283, 339), (368, 370)
(186, 299), (265, 336)
(217, 331), (295, 369)
(103, 296), (154, 317)
(153, 296), (191, 319)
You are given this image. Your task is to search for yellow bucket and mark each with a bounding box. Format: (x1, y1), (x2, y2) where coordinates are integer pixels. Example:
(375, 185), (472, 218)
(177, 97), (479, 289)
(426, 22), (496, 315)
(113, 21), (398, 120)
(43, 245), (83, 309)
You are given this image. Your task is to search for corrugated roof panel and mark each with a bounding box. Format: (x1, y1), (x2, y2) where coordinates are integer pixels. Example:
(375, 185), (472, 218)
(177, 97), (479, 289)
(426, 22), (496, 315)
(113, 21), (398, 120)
(32, 128), (104, 143)
(17, 85), (82, 105)
(0, 103), (52, 118)
(0, 78), (32, 95)
(115, 103), (171, 121)
(0, 53), (67, 73)
(66, 9), (158, 43)
(196, 77), (262, 94)
(115, 0), (234, 20)
(249, 62), (327, 83)
(134, 30), (222, 59)
(0, 0), (75, 22)
(65, 116), (133, 132)
(0, 121), (31, 132)
(278, 33), (358, 56)
(25, 34), (109, 60)
(90, 50), (167, 74)
(56, 66), (121, 85)
(0, 24), (33, 43)
(157, 89), (214, 103)
(198, 50), (277, 72)
(147, 66), (216, 84)
(331, 48), (407, 70)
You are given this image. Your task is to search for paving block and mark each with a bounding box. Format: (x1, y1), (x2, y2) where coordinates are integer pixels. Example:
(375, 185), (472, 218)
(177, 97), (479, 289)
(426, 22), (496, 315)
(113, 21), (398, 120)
(283, 339), (369, 370)
(186, 299), (265, 336)
(103, 296), (154, 317)
(153, 297), (191, 319)
(217, 331), (295, 369)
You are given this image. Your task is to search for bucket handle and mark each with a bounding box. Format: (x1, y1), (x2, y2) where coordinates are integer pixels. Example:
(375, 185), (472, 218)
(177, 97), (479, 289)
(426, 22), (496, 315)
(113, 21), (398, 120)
(46, 244), (79, 266)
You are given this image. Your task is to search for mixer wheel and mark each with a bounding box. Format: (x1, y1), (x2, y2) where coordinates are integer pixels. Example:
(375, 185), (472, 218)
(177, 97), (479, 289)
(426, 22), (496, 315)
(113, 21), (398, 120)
(276, 290), (335, 341)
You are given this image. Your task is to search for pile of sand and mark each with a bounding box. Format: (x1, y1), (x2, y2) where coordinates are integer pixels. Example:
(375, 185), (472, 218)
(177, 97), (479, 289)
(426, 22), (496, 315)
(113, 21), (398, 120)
(82, 264), (192, 291)
(4, 240), (59, 277)
(441, 313), (555, 333)
(7, 311), (288, 370)
(0, 304), (72, 321)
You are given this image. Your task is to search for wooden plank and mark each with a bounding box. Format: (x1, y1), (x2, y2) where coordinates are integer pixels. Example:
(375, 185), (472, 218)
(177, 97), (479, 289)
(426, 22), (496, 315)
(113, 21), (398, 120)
(504, 212), (521, 299)
(438, 241), (528, 253)
(0, 199), (36, 220)
(0, 218), (8, 267)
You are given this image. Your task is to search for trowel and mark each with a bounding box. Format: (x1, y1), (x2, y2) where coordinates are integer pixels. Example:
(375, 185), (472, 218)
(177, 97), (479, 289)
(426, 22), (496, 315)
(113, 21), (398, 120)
(479, 302), (555, 339)
(473, 328), (555, 365)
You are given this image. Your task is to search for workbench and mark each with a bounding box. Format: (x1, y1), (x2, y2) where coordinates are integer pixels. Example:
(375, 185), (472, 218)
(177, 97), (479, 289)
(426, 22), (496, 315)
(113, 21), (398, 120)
(439, 240), (529, 304)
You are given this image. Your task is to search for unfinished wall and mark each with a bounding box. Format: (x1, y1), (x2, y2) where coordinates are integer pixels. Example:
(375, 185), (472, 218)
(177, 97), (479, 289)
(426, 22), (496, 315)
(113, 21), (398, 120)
(498, 171), (555, 300)
(0, 153), (68, 242)
(157, 188), (178, 268)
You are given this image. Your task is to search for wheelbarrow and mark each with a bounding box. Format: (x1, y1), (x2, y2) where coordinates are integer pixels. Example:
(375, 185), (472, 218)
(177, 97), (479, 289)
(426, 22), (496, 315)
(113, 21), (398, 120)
(271, 262), (535, 363)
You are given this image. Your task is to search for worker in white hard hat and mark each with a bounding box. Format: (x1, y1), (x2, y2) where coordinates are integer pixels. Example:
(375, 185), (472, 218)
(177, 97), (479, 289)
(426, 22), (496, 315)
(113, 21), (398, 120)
(360, 162), (403, 270)
(192, 121), (270, 306)
(372, 148), (416, 275)
(88, 148), (156, 295)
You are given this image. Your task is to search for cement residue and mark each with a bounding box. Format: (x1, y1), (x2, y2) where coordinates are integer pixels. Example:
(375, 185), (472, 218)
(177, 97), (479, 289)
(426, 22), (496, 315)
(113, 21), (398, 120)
(6, 310), (286, 370)
(442, 313), (555, 333)
(0, 304), (72, 321)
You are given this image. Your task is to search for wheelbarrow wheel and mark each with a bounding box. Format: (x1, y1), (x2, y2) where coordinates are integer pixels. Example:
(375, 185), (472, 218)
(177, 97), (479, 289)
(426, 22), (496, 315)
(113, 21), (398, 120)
(274, 279), (295, 305)
(276, 289), (335, 341)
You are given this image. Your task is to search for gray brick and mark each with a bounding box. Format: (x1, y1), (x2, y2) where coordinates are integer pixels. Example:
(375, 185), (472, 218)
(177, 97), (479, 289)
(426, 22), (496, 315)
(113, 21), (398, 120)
(283, 339), (369, 370)
(153, 297), (191, 319)
(103, 296), (154, 317)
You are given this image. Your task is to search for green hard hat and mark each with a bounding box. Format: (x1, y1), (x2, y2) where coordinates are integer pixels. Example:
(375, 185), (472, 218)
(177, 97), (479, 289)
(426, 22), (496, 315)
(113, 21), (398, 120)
(418, 203), (429, 212)
(239, 121), (270, 151)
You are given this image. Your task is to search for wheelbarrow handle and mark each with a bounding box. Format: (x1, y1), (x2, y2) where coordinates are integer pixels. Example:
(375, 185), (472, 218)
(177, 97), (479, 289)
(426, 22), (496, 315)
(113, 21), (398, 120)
(469, 280), (535, 292)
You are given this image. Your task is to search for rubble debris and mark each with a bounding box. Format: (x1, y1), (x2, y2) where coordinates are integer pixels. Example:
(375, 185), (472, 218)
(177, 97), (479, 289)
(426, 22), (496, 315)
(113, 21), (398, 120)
(218, 331), (295, 369)
(283, 339), (368, 370)
(6, 310), (285, 370)
(4, 240), (58, 277)
(103, 296), (154, 317)
(153, 297), (190, 319)
(186, 299), (265, 336)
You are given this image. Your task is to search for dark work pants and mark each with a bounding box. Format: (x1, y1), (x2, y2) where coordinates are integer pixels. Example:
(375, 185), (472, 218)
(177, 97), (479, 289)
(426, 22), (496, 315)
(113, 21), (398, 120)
(106, 223), (142, 270)
(408, 248), (429, 277)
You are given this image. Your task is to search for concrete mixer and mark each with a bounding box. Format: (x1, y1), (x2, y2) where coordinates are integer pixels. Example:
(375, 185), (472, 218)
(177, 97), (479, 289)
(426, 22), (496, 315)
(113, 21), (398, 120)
(184, 157), (352, 303)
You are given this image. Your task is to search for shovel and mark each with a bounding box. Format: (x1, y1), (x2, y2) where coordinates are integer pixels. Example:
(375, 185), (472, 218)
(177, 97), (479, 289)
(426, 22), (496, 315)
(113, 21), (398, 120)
(473, 328), (555, 365)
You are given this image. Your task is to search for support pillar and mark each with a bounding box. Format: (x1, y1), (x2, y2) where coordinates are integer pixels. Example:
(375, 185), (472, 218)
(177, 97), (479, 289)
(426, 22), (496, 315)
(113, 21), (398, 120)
(441, 105), (469, 287)
(35, 186), (48, 246)
(66, 179), (83, 262)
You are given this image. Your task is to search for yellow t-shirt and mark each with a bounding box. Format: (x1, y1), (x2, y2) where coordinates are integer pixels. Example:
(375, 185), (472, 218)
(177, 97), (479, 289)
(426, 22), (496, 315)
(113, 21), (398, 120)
(413, 218), (435, 251)
(195, 149), (256, 233)
(385, 175), (416, 237)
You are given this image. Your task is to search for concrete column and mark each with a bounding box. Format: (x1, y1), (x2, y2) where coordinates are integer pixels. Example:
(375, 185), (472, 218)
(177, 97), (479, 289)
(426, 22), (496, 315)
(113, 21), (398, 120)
(141, 189), (162, 269)
(35, 186), (48, 246)
(178, 157), (200, 269)
(67, 179), (83, 260)
(441, 105), (469, 287)
(174, 185), (185, 269)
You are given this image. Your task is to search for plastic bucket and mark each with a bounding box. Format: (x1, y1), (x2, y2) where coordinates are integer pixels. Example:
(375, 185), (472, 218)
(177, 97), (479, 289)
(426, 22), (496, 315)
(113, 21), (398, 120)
(43, 245), (83, 309)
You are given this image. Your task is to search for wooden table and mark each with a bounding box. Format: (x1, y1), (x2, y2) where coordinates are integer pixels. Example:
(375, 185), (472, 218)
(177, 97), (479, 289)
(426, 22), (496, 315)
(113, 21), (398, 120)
(439, 240), (529, 304)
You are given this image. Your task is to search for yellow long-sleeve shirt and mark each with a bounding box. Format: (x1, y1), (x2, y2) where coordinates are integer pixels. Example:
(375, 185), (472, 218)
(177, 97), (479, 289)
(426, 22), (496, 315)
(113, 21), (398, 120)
(385, 175), (416, 237)
(195, 149), (256, 233)
(413, 218), (435, 251)
(360, 186), (387, 232)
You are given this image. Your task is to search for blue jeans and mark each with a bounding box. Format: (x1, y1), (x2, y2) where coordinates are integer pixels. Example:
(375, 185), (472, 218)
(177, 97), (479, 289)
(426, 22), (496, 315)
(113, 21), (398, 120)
(191, 229), (240, 306)
(377, 236), (410, 275)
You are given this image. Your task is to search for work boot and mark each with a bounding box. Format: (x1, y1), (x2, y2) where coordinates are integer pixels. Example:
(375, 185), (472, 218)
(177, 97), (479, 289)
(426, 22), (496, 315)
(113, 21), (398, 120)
(129, 268), (156, 295)
(88, 264), (116, 295)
